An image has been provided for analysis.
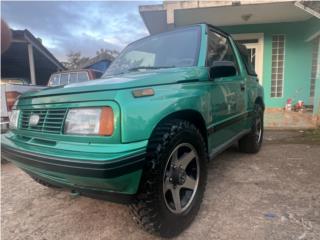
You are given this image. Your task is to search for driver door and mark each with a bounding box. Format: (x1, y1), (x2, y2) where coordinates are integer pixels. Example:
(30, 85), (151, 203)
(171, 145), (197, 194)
(207, 29), (246, 149)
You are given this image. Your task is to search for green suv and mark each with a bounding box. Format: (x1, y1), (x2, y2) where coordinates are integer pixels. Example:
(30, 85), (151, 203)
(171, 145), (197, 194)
(2, 24), (264, 237)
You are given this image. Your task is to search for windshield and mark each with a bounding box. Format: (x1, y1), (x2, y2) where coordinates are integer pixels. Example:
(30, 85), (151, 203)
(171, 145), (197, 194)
(103, 26), (201, 76)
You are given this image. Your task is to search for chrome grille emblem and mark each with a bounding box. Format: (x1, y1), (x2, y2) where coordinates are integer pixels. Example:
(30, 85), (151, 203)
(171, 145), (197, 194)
(29, 114), (40, 126)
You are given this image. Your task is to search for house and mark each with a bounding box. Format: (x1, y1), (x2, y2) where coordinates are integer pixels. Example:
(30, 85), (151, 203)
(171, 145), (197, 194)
(81, 52), (115, 76)
(1, 29), (65, 85)
(139, 1), (320, 117)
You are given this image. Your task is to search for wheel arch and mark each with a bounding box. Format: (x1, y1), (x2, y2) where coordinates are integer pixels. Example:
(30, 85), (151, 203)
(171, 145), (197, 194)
(255, 96), (265, 111)
(150, 109), (208, 148)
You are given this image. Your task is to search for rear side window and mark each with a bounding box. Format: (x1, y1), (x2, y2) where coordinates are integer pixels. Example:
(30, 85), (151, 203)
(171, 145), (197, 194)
(207, 30), (237, 68)
(69, 72), (78, 83)
(236, 43), (257, 76)
(60, 73), (69, 85)
(48, 72), (89, 86)
(78, 72), (89, 82)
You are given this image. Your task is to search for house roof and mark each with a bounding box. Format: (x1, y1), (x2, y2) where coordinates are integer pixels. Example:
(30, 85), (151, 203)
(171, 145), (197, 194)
(81, 53), (114, 69)
(295, 1), (320, 18)
(11, 29), (65, 70)
(140, 1), (317, 35)
(300, 1), (320, 13)
(1, 29), (65, 85)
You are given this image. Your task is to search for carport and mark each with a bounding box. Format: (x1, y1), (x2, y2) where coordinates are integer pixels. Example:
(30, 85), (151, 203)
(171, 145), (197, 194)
(139, 1), (320, 121)
(1, 29), (65, 85)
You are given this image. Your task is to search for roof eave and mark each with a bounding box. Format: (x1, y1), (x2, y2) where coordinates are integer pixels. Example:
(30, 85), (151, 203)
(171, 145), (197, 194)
(23, 29), (65, 70)
(295, 1), (320, 19)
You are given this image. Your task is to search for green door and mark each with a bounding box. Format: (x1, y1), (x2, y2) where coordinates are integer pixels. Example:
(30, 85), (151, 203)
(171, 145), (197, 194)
(206, 29), (246, 150)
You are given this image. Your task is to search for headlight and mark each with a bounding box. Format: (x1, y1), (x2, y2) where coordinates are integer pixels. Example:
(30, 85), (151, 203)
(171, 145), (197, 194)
(9, 110), (20, 129)
(64, 107), (114, 136)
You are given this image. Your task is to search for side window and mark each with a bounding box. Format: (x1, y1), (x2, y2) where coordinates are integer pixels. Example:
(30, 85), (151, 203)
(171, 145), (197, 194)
(236, 43), (257, 76)
(78, 72), (89, 82)
(60, 73), (69, 85)
(207, 30), (237, 69)
(69, 72), (78, 83)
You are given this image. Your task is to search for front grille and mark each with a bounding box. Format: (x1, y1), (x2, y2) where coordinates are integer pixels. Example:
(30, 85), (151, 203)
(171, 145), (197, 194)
(20, 109), (68, 134)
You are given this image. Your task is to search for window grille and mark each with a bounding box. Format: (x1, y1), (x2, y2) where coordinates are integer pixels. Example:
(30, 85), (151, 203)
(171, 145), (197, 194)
(271, 35), (285, 98)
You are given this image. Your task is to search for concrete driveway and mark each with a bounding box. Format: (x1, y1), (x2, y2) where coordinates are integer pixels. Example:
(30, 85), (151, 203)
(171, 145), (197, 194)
(1, 130), (320, 240)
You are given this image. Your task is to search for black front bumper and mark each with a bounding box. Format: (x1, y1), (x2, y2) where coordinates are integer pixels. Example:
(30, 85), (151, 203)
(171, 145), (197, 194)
(1, 144), (146, 179)
(25, 171), (136, 204)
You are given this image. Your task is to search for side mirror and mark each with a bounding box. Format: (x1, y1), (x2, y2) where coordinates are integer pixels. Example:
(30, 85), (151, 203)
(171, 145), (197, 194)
(210, 61), (237, 79)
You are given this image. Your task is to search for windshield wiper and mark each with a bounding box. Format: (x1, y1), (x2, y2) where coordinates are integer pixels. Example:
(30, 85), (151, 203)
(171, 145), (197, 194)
(103, 65), (176, 77)
(127, 66), (175, 72)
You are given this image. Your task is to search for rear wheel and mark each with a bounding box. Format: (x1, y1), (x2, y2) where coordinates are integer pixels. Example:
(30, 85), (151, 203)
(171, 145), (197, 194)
(130, 119), (207, 237)
(239, 104), (264, 153)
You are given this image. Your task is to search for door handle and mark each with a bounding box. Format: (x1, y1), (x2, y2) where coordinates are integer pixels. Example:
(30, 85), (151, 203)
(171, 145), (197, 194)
(240, 83), (246, 91)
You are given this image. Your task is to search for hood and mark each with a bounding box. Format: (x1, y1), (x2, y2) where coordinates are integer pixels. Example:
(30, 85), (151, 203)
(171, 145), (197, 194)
(20, 67), (208, 99)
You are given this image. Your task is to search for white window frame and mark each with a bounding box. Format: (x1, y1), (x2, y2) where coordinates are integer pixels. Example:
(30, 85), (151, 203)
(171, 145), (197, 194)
(309, 36), (319, 101)
(232, 33), (264, 84)
(270, 34), (285, 98)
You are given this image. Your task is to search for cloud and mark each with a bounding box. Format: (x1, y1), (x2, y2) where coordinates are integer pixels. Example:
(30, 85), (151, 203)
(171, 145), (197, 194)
(1, 1), (155, 61)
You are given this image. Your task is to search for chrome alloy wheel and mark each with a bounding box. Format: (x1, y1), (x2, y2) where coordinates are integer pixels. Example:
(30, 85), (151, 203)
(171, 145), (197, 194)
(255, 114), (262, 144)
(163, 143), (200, 214)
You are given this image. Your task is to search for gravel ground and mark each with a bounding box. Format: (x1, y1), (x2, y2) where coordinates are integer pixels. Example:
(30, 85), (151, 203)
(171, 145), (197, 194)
(1, 130), (320, 240)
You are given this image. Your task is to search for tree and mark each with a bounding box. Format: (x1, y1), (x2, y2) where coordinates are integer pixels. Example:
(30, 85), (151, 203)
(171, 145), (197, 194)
(63, 48), (119, 70)
(63, 51), (89, 70)
(95, 48), (119, 60)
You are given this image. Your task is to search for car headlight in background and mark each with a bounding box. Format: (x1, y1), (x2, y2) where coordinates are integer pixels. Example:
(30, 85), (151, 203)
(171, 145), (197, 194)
(64, 107), (114, 136)
(9, 110), (20, 129)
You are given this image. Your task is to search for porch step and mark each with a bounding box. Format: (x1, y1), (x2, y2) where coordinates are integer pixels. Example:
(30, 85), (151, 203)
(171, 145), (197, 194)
(264, 110), (317, 130)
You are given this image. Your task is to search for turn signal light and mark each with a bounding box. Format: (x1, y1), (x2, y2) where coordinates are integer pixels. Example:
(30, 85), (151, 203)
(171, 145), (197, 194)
(99, 107), (114, 136)
(132, 88), (154, 98)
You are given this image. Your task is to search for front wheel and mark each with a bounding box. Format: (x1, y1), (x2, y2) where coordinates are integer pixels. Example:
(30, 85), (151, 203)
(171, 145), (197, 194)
(130, 119), (207, 238)
(239, 104), (264, 153)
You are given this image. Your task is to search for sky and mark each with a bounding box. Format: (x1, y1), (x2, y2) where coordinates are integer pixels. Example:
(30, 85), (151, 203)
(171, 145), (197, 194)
(1, 1), (160, 61)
